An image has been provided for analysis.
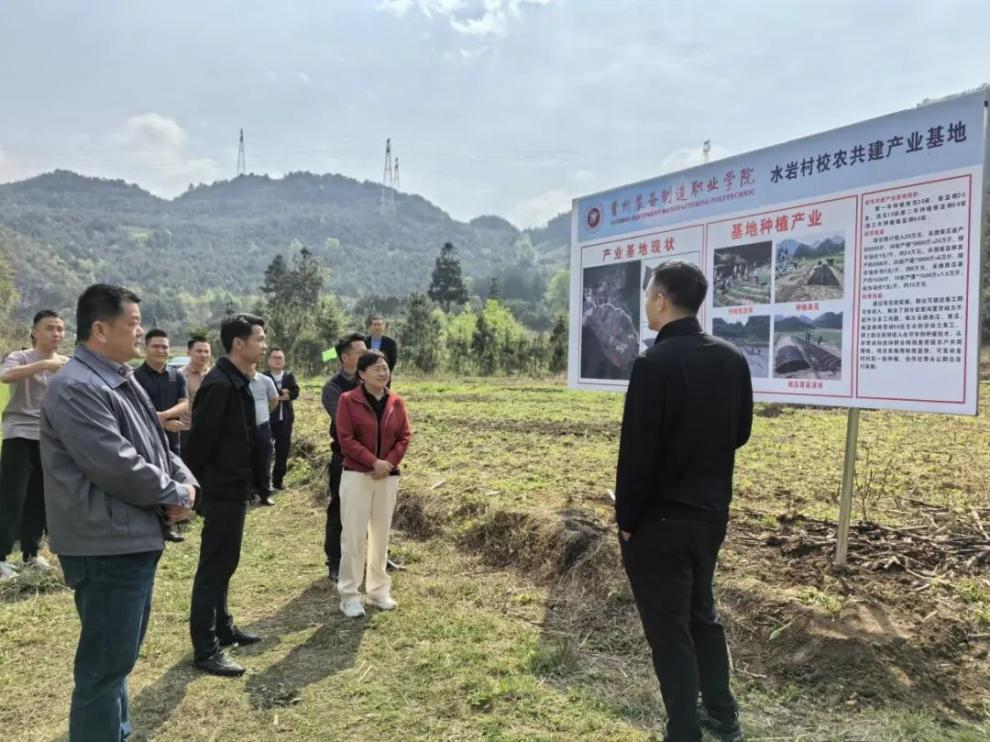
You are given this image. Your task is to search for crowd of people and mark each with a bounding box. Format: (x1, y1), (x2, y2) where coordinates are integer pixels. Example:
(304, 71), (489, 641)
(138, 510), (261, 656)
(0, 286), (411, 739)
(1, 262), (751, 742)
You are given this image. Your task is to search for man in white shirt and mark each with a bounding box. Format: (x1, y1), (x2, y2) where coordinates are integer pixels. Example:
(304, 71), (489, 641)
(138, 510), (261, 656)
(248, 366), (278, 506)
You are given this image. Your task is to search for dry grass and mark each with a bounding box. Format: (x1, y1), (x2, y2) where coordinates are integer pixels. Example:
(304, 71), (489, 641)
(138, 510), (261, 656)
(1, 376), (990, 740)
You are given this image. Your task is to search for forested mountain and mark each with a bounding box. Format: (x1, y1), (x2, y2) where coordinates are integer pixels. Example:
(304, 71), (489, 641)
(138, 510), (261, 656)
(0, 170), (570, 330)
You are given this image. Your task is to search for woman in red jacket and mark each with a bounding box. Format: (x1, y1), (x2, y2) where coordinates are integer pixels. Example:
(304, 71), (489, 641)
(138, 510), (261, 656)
(334, 349), (412, 617)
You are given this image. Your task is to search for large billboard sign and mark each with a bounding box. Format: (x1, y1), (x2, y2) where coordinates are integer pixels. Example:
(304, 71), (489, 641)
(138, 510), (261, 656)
(569, 91), (987, 415)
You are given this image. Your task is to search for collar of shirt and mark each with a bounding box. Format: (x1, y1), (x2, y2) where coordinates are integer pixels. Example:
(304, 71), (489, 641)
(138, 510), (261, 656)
(656, 316), (703, 343)
(139, 361), (169, 377)
(74, 345), (134, 388)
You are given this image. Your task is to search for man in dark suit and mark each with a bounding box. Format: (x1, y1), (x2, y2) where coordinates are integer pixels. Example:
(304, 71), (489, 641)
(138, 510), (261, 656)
(365, 314), (397, 372)
(615, 261), (752, 742)
(264, 348), (299, 491)
(185, 313), (268, 677)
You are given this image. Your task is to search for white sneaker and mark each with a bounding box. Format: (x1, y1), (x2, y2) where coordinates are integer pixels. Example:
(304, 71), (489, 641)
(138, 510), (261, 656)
(340, 600), (366, 618)
(24, 556), (53, 572)
(369, 595), (397, 611)
(0, 561), (18, 580)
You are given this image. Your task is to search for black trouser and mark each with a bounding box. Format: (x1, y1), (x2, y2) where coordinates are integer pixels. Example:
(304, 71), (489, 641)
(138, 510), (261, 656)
(270, 418), (292, 489)
(619, 517), (736, 742)
(189, 499), (247, 660)
(0, 437), (46, 562)
(323, 452), (343, 568)
(252, 422), (274, 498)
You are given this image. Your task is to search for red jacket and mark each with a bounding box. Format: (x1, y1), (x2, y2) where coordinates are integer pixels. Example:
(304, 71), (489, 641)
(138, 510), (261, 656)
(336, 387), (412, 473)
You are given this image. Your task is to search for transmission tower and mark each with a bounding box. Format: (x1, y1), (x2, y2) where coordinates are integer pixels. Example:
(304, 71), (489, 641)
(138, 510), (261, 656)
(237, 129), (247, 176)
(394, 157), (400, 191)
(380, 138), (395, 215)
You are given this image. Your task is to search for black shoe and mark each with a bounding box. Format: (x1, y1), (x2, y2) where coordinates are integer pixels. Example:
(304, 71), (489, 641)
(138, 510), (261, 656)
(163, 528), (185, 543)
(259, 496), (275, 506)
(328, 564), (340, 582)
(698, 704), (744, 742)
(194, 651), (245, 677)
(386, 558), (405, 572)
(219, 629), (262, 648)
(272, 483), (284, 491)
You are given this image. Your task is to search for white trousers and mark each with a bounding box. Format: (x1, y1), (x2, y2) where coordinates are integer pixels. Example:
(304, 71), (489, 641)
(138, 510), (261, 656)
(337, 470), (398, 604)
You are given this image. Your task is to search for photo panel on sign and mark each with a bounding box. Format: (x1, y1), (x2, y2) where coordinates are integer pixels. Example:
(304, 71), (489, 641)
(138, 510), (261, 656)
(772, 310), (843, 380)
(712, 241), (773, 308)
(580, 261), (641, 381)
(774, 231), (846, 304)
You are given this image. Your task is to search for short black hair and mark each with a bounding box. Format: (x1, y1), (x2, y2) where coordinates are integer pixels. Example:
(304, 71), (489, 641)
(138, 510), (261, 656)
(33, 309), (60, 326)
(76, 284), (141, 342)
(220, 313), (264, 353)
(145, 328), (168, 344)
(356, 349), (388, 378)
(650, 261), (708, 314)
(268, 346), (284, 355)
(187, 335), (209, 350)
(335, 332), (366, 359)
(369, 314), (384, 322)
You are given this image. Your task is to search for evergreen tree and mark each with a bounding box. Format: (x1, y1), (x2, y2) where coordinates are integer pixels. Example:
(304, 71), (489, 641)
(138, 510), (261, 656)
(260, 243), (328, 365)
(549, 314), (568, 375)
(428, 242), (468, 312)
(400, 292), (442, 373)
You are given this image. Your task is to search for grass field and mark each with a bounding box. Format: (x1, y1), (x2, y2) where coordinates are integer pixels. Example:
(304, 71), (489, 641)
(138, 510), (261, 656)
(2, 376), (990, 740)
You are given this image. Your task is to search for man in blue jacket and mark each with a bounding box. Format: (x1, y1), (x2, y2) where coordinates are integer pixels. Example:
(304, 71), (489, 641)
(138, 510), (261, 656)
(615, 262), (752, 742)
(41, 284), (197, 741)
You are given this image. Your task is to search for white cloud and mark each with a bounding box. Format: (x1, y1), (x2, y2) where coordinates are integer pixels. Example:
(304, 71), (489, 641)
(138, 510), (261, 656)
(296, 71), (311, 84)
(379, 0), (554, 38)
(659, 142), (731, 174)
(104, 113), (222, 197)
(507, 186), (571, 228)
(378, 0), (415, 15)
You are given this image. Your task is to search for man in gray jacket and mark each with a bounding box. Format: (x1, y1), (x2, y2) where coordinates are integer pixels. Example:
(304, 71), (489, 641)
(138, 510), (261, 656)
(40, 284), (197, 742)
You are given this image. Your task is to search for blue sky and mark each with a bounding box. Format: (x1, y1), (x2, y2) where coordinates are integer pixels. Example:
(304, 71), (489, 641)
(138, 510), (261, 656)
(0, 0), (986, 227)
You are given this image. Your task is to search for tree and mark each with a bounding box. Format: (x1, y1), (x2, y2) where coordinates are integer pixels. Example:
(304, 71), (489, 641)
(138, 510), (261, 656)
(428, 242), (468, 312)
(487, 277), (500, 302)
(544, 268), (570, 316)
(260, 243), (328, 365)
(400, 293), (442, 373)
(548, 314), (568, 375)
(0, 247), (20, 353)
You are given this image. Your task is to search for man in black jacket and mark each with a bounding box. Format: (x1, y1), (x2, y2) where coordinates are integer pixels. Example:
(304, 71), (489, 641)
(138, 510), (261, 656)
(615, 261), (752, 742)
(320, 332), (366, 580)
(263, 348), (299, 491)
(185, 313), (267, 677)
(365, 314), (397, 372)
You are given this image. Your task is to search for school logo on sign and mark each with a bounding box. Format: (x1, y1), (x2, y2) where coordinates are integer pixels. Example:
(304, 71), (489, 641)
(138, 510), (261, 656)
(586, 204), (602, 232)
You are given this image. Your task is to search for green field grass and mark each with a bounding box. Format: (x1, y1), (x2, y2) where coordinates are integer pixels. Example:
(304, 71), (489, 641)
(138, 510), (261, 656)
(1, 377), (989, 740)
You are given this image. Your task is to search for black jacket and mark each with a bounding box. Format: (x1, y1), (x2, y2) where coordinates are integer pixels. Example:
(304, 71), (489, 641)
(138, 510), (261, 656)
(614, 317), (753, 531)
(184, 357), (257, 501)
(365, 334), (398, 371)
(264, 370), (300, 425)
(321, 369), (360, 457)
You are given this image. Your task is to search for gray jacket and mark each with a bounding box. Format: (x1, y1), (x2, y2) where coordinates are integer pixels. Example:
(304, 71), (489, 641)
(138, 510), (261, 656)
(40, 345), (197, 556)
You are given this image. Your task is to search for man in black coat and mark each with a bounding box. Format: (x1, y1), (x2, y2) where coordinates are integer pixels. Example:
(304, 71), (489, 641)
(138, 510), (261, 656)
(365, 314), (397, 372)
(185, 313), (268, 677)
(320, 332), (366, 580)
(263, 348), (300, 491)
(615, 261), (752, 742)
